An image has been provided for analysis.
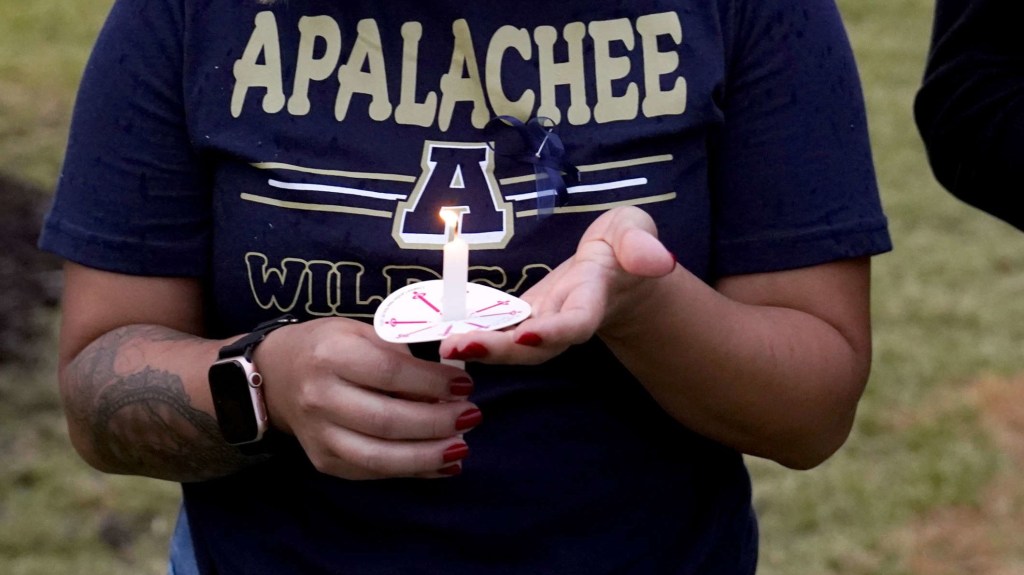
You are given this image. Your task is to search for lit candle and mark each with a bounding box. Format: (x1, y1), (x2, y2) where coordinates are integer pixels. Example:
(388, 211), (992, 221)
(440, 207), (468, 322)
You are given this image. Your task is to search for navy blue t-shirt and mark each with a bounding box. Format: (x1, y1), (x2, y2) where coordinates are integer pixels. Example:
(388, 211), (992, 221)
(40, 0), (891, 573)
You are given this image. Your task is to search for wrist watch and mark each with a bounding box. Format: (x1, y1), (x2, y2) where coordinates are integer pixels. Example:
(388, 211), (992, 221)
(208, 314), (298, 452)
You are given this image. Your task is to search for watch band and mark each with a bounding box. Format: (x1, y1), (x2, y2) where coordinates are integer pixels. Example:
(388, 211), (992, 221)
(218, 314), (299, 361)
(215, 314), (299, 455)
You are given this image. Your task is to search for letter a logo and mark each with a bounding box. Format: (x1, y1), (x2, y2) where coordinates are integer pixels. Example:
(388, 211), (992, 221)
(392, 141), (513, 250)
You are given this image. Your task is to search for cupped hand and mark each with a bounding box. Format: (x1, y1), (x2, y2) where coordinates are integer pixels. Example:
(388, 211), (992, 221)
(438, 206), (676, 365)
(253, 317), (480, 480)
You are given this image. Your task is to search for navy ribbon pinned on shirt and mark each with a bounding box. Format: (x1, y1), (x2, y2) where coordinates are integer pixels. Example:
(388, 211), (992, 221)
(484, 116), (579, 217)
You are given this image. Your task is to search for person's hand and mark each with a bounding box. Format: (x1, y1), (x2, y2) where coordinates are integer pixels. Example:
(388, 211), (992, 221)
(439, 206), (676, 365)
(253, 317), (480, 480)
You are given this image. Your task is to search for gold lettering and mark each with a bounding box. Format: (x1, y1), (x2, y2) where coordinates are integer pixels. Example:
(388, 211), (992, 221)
(229, 13), (690, 128)
(534, 23), (590, 125)
(438, 19), (490, 132)
(336, 19), (393, 122)
(485, 25), (535, 120)
(245, 252), (306, 312)
(288, 16), (342, 116)
(395, 22), (438, 127)
(231, 11), (286, 118)
(590, 18), (638, 123)
(637, 12), (687, 117)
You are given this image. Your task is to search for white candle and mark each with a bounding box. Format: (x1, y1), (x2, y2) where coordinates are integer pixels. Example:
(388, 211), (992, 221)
(440, 207), (468, 322)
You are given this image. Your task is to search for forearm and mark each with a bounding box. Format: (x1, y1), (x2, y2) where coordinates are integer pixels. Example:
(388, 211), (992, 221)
(599, 266), (869, 470)
(60, 324), (249, 482)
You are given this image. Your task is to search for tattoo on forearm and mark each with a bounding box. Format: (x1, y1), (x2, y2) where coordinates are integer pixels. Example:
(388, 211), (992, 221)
(66, 326), (248, 481)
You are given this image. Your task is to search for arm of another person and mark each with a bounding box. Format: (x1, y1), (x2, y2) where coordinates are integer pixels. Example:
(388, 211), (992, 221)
(440, 207), (872, 470)
(915, 0), (1024, 230)
(58, 262), (480, 483)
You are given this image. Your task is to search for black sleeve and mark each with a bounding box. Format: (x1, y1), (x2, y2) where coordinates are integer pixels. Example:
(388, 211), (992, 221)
(38, 0), (211, 276)
(913, 0), (1024, 231)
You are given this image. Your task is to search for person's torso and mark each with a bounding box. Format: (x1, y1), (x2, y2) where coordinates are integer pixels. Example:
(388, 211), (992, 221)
(179, 1), (756, 573)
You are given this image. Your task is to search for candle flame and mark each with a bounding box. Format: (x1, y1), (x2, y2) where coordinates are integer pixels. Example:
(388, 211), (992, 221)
(439, 207), (458, 227)
(440, 207), (461, 241)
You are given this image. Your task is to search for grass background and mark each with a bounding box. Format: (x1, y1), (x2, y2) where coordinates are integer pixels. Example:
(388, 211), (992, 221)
(1, 0), (1022, 573)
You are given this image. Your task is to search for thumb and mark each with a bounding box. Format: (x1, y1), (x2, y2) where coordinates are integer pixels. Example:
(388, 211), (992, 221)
(616, 226), (676, 278)
(600, 207), (676, 278)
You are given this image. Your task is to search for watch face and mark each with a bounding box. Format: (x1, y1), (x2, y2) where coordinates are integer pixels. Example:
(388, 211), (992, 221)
(209, 360), (259, 444)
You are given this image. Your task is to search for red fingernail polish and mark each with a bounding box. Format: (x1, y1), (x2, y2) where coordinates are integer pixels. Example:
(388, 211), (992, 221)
(449, 376), (474, 396)
(455, 408), (483, 431)
(442, 443), (469, 463)
(447, 342), (489, 361)
(515, 332), (543, 347)
(438, 464), (462, 476)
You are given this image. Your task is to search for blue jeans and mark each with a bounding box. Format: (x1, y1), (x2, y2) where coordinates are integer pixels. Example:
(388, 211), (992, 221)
(167, 504), (200, 575)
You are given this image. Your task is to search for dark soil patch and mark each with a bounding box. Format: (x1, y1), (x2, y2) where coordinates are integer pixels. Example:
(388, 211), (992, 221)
(0, 173), (61, 365)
